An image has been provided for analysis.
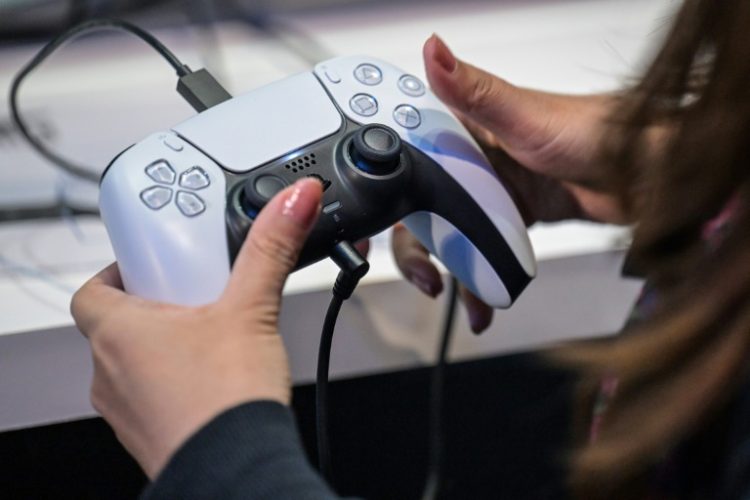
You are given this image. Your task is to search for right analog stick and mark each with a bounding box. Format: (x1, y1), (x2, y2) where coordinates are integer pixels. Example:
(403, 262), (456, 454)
(350, 124), (402, 175)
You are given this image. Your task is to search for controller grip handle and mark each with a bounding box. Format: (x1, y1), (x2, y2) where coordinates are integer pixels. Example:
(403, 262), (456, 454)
(404, 147), (534, 308)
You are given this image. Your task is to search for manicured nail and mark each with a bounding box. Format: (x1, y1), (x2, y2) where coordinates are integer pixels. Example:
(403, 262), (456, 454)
(431, 34), (457, 73)
(281, 178), (322, 228)
(411, 274), (438, 297)
(468, 308), (488, 335)
(408, 267), (442, 297)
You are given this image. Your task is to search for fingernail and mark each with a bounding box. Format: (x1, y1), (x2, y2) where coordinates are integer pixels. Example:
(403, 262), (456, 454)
(411, 274), (438, 297)
(468, 309), (488, 335)
(281, 178), (322, 228)
(408, 267), (442, 297)
(431, 34), (457, 73)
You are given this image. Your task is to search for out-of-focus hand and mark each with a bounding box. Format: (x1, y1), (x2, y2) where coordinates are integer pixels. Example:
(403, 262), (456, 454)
(393, 35), (629, 333)
(71, 178), (323, 479)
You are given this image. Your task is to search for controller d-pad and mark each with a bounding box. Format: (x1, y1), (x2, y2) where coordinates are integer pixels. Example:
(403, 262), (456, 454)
(146, 160), (176, 185)
(350, 94), (378, 117)
(140, 186), (173, 210)
(176, 191), (206, 217)
(393, 104), (421, 129)
(179, 166), (210, 190)
(354, 63), (382, 85)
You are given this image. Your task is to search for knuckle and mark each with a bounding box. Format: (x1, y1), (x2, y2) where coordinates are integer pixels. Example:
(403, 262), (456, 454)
(240, 302), (280, 334)
(466, 73), (499, 114)
(70, 287), (86, 319)
(89, 321), (122, 358)
(249, 231), (299, 270)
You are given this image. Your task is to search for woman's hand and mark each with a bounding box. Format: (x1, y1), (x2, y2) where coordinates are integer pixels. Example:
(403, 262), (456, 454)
(71, 178), (323, 479)
(393, 35), (628, 333)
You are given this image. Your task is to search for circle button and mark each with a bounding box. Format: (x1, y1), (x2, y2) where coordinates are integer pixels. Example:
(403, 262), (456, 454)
(398, 74), (425, 97)
(353, 63), (382, 85)
(349, 93), (378, 117)
(393, 104), (421, 129)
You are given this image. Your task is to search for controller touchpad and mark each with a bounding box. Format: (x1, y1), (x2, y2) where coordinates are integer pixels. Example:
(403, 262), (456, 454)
(172, 73), (342, 173)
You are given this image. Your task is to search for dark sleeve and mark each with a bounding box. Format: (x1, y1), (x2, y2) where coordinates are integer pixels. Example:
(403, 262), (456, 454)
(140, 401), (342, 500)
(718, 376), (750, 500)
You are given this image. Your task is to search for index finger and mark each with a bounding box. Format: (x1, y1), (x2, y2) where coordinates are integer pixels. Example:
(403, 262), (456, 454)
(70, 263), (129, 336)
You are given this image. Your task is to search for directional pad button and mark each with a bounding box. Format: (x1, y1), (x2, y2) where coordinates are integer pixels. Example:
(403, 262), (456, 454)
(146, 160), (176, 185)
(176, 191), (206, 217)
(140, 186), (173, 210)
(179, 167), (210, 190)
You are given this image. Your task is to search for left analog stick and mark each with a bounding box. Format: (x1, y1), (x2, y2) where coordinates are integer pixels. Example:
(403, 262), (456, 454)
(241, 174), (287, 218)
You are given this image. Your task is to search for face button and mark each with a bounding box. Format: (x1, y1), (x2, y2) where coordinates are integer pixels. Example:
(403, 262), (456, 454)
(349, 93), (378, 117)
(163, 136), (184, 152)
(353, 63), (382, 85)
(176, 191), (206, 217)
(140, 186), (173, 210)
(393, 104), (421, 129)
(146, 160), (176, 185)
(179, 166), (210, 190)
(398, 74), (425, 97)
(350, 124), (402, 175)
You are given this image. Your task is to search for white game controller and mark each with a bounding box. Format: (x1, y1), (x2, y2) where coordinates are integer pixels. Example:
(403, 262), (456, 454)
(99, 56), (537, 307)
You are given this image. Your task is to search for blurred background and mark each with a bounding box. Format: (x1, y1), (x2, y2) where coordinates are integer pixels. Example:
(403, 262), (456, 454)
(0, 1), (674, 499)
(0, 0), (673, 216)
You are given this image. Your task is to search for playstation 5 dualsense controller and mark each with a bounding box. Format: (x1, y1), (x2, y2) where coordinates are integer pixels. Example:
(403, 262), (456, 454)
(100, 56), (536, 308)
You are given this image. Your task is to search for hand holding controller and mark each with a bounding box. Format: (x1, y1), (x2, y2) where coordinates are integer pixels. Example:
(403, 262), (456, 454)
(100, 56), (536, 308)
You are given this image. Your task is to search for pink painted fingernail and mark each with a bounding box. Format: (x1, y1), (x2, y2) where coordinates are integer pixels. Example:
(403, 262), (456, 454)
(280, 178), (322, 228)
(468, 308), (489, 334)
(411, 274), (437, 297)
(409, 268), (441, 297)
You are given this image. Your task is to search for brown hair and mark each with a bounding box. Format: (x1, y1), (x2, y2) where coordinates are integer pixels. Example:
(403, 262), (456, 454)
(558, 0), (750, 497)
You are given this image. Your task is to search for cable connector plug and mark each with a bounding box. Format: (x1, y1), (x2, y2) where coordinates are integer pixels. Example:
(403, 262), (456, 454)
(330, 241), (369, 299)
(177, 68), (232, 112)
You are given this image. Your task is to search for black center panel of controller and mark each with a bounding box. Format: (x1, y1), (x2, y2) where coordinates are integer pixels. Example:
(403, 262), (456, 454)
(224, 119), (414, 269)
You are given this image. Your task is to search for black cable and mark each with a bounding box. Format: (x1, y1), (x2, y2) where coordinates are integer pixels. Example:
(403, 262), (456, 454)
(315, 241), (369, 488)
(316, 292), (344, 484)
(422, 277), (459, 500)
(9, 18), (191, 184)
(0, 203), (98, 224)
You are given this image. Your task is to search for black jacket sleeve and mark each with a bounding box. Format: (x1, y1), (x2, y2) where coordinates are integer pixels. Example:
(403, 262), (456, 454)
(141, 401), (341, 500)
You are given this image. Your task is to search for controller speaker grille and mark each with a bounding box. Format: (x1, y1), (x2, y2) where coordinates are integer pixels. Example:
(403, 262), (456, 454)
(284, 153), (317, 173)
